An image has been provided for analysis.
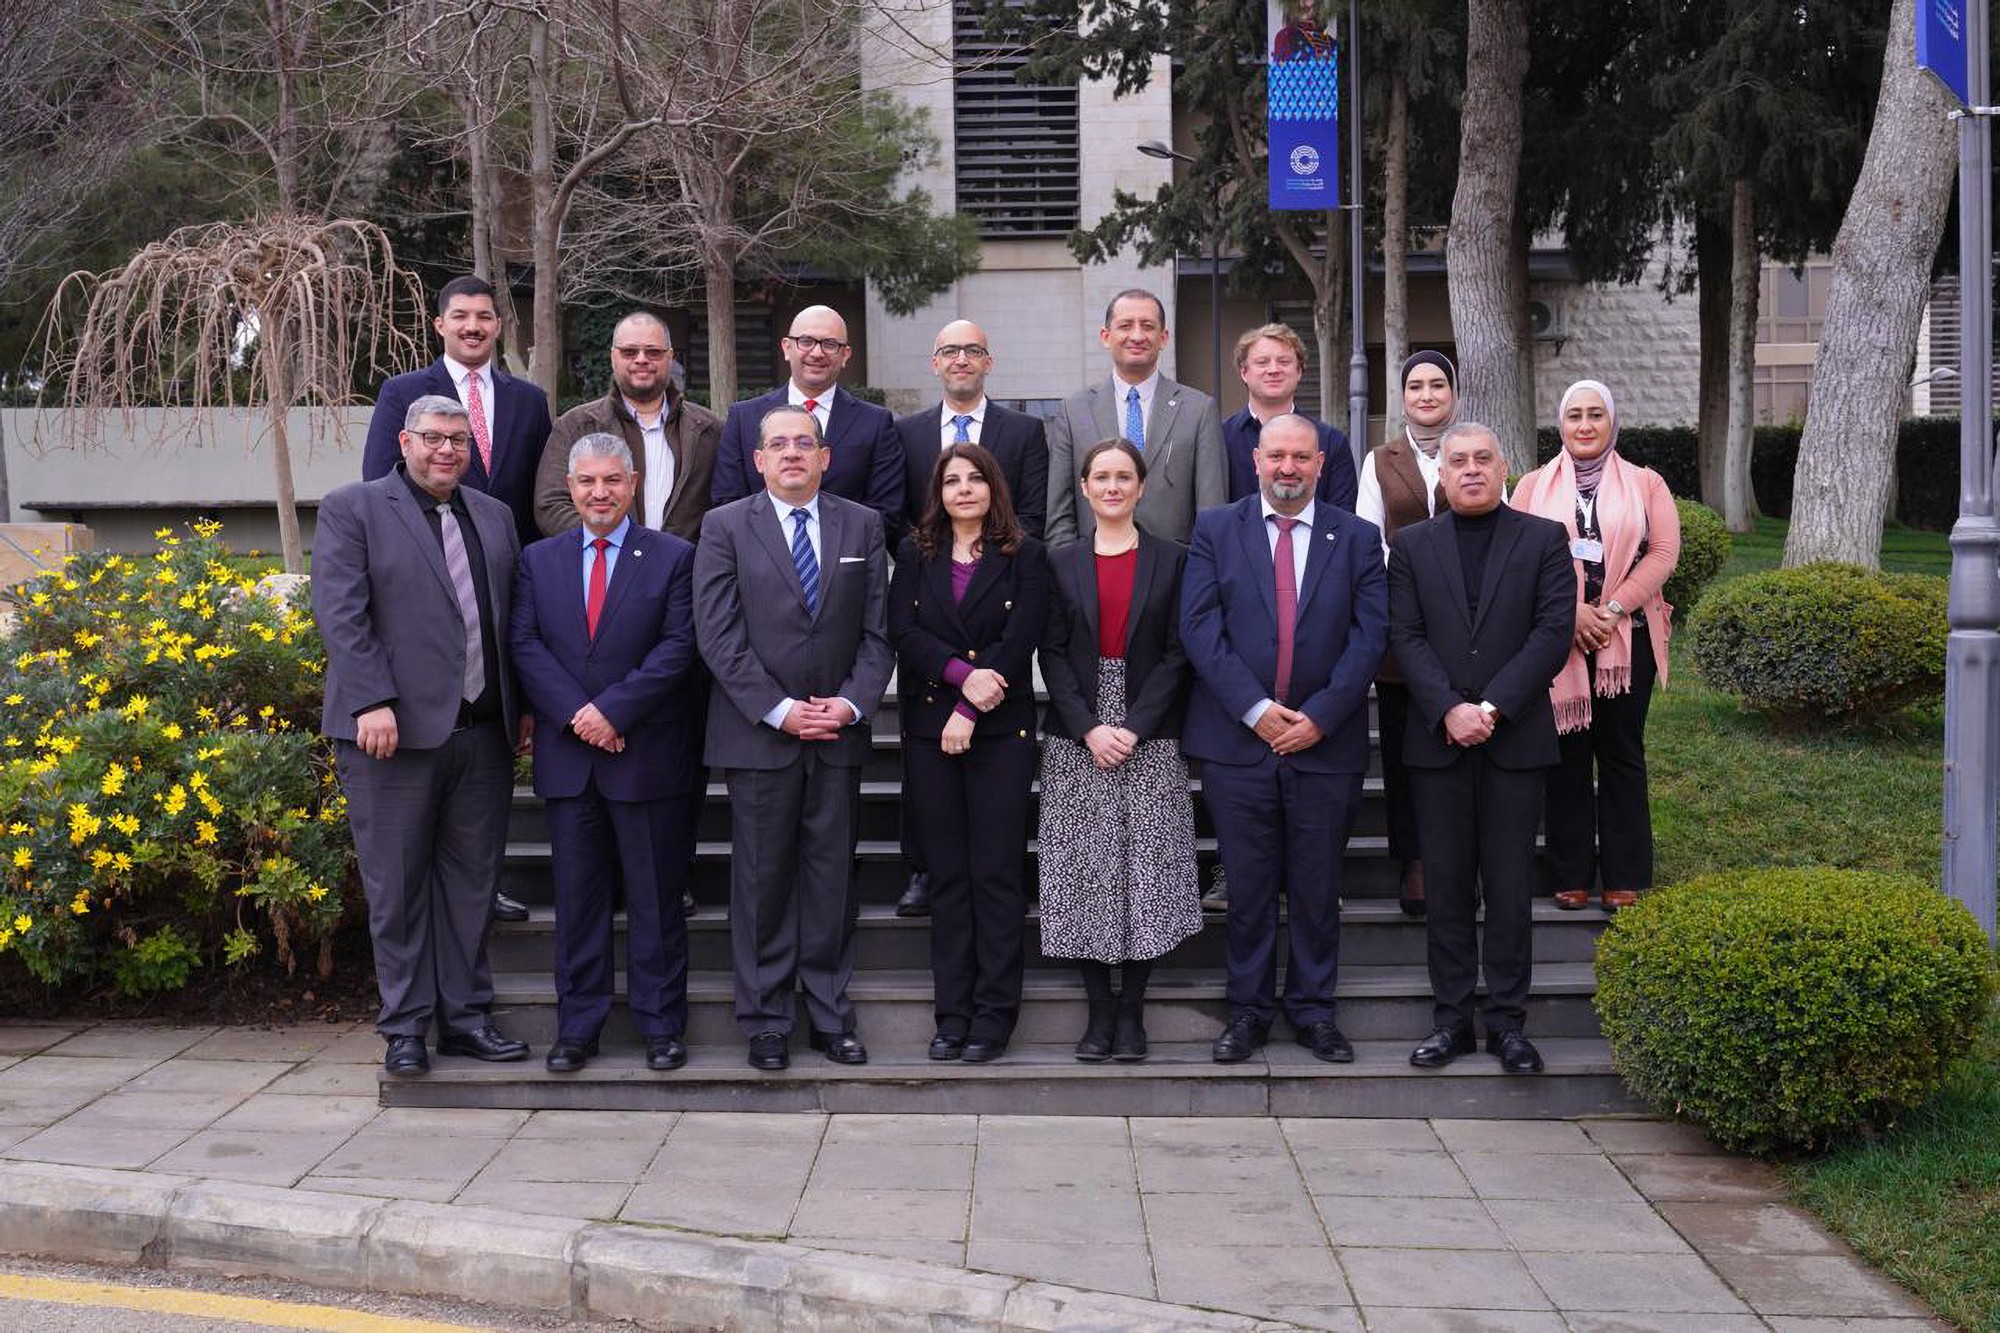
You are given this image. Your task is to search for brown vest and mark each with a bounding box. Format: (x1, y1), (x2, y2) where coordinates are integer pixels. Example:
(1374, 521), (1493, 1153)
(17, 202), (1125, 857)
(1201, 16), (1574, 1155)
(1371, 435), (1443, 683)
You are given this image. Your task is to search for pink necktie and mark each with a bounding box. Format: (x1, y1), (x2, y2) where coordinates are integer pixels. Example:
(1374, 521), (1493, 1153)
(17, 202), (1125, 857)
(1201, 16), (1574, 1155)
(586, 538), (609, 639)
(1272, 516), (1298, 704)
(464, 372), (493, 475)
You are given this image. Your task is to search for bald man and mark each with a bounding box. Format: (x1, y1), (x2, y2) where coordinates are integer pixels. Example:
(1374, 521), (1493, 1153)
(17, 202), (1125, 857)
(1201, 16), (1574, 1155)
(709, 304), (905, 524)
(895, 320), (1048, 546)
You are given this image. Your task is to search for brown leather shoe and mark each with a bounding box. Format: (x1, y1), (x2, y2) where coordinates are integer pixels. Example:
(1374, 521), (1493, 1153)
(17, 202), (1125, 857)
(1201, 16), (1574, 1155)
(1553, 888), (1591, 910)
(1601, 889), (1639, 911)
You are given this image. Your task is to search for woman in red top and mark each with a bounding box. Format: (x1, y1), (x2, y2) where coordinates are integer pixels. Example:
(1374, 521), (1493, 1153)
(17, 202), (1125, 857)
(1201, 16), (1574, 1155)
(1038, 439), (1201, 1062)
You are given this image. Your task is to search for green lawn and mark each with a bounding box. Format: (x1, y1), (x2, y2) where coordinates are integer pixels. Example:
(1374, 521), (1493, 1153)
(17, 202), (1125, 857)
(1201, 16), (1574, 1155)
(1657, 519), (1994, 1330)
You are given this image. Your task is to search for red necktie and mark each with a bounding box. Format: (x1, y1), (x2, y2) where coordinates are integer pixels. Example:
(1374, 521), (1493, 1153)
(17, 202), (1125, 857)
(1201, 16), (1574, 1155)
(464, 371), (493, 475)
(1272, 516), (1298, 704)
(586, 537), (609, 639)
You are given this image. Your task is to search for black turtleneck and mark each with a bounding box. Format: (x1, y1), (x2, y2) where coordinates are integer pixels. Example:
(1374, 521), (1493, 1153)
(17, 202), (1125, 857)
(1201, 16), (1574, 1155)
(1454, 505), (1500, 617)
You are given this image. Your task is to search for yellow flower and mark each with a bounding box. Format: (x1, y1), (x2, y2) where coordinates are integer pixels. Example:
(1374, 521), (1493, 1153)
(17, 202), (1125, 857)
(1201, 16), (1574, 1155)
(3, 694), (20, 706)
(28, 592), (48, 609)
(160, 723), (183, 741)
(108, 814), (139, 836)
(111, 852), (131, 872)
(11, 848), (29, 870)
(162, 785), (187, 816)
(100, 763), (127, 796)
(192, 518), (222, 538)
(89, 848), (113, 869)
(194, 820), (218, 845)
(153, 527), (173, 540)
(308, 884), (327, 902)
(121, 696), (150, 719)
(66, 803), (101, 844)
(12, 914), (29, 933)
(7, 823), (27, 836)
(73, 630), (99, 649)
(69, 893), (88, 916)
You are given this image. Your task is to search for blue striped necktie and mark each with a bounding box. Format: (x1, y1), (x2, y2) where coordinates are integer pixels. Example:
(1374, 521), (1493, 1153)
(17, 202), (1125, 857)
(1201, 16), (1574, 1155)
(1124, 386), (1144, 449)
(790, 507), (820, 614)
(951, 413), (972, 443)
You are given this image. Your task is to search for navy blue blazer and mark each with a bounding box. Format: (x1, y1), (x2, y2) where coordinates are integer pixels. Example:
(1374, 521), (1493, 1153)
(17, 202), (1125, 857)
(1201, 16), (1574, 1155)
(888, 537), (1050, 741)
(894, 402), (1049, 544)
(1179, 496), (1387, 773)
(362, 359), (553, 546)
(509, 524), (703, 803)
(1221, 408), (1357, 513)
(710, 385), (905, 523)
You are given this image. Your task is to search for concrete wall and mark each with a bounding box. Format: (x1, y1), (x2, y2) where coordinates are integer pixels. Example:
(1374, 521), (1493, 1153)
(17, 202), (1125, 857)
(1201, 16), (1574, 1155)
(1529, 257), (1702, 429)
(0, 408), (369, 553)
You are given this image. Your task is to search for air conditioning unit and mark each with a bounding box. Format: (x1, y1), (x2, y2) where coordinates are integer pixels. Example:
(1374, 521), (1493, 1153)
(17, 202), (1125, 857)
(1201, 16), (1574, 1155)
(1527, 297), (1567, 342)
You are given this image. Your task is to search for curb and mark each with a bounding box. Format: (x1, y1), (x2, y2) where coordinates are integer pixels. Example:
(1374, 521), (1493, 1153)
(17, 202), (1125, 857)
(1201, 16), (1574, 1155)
(0, 1161), (1292, 1330)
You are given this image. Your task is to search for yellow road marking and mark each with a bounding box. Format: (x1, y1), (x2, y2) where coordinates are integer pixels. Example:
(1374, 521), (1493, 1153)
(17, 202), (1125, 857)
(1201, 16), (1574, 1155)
(0, 1270), (495, 1331)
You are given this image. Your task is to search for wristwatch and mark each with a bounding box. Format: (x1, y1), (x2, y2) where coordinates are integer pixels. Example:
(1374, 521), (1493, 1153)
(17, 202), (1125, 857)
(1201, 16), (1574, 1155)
(1605, 599), (1626, 618)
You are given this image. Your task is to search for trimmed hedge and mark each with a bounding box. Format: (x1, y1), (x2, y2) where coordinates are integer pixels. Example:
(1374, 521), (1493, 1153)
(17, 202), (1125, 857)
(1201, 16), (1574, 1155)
(1595, 868), (1996, 1155)
(1663, 498), (1729, 616)
(1686, 563), (1947, 725)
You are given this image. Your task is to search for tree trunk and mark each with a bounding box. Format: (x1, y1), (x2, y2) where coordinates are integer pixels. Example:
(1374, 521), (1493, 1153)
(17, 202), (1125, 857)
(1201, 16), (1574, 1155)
(266, 0), (301, 213)
(1510, 191), (1535, 457)
(1783, 0), (1955, 569)
(527, 13), (561, 401)
(704, 247), (739, 412)
(261, 333), (304, 574)
(1694, 206), (1731, 513)
(1445, 0), (1533, 472)
(1382, 67), (1409, 442)
(1722, 177), (1760, 532)
(1316, 207), (1346, 424)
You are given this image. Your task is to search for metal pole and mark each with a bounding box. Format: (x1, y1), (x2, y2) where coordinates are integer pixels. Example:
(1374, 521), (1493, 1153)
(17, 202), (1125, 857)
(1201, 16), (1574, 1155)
(1941, 0), (1997, 942)
(1210, 224), (1223, 400)
(1345, 0), (1368, 469)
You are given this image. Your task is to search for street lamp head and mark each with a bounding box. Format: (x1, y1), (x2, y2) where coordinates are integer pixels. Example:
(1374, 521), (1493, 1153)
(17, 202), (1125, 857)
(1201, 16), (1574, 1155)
(1137, 138), (1195, 165)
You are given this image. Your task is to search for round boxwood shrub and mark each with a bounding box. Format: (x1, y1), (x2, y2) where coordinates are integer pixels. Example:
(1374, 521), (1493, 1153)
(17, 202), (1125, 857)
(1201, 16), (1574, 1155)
(1595, 868), (1995, 1155)
(1662, 498), (1729, 616)
(1686, 562), (1946, 725)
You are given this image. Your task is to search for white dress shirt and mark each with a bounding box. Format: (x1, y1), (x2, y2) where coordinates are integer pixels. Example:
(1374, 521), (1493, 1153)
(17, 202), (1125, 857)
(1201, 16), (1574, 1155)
(625, 397), (673, 529)
(759, 492), (861, 728)
(1243, 497), (1316, 728)
(1112, 370), (1162, 441)
(939, 398), (988, 450)
(443, 357), (495, 444)
(787, 383), (833, 435)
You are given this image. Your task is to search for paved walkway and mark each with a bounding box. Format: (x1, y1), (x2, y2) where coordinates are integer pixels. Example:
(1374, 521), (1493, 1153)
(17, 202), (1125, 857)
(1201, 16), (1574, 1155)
(0, 1020), (1945, 1331)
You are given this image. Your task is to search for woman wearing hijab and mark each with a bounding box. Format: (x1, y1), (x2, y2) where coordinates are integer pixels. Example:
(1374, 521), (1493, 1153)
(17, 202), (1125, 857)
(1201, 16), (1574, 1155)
(1356, 350), (1458, 916)
(1510, 379), (1680, 911)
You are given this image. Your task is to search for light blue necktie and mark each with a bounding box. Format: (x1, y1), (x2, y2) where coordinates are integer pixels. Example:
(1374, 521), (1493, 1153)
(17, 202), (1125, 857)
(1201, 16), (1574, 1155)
(1124, 386), (1144, 450)
(950, 413), (973, 443)
(790, 507), (820, 614)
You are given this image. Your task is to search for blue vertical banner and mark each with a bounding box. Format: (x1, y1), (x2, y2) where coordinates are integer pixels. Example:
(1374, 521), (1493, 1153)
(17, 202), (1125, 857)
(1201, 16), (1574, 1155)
(1917, 0), (1971, 106)
(1267, 0), (1341, 210)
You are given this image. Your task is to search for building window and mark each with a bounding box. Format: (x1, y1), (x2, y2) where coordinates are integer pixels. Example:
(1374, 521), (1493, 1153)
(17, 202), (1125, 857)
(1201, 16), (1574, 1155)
(953, 0), (1079, 237)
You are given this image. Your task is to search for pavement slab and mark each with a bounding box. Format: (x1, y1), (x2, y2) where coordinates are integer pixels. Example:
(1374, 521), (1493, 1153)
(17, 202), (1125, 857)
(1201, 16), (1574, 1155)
(1520, 1252), (1752, 1314)
(453, 1174), (632, 1219)
(1139, 1187), (1323, 1244)
(806, 1139), (976, 1191)
(1152, 1241), (1353, 1316)
(1338, 1245), (1552, 1311)
(963, 1238), (1155, 1301)
(1358, 1310), (1566, 1333)
(1300, 1148), (1474, 1198)
(1313, 1193), (1509, 1250)
(1457, 1150), (1648, 1202)
(210, 1092), (381, 1136)
(790, 1185), (971, 1242)
(1, 1122), (195, 1170)
(121, 1059), (295, 1097)
(971, 1185), (1147, 1245)
(1484, 1198), (1694, 1254)
(0, 1025), (82, 1057)
(1281, 1116), (1445, 1152)
(150, 1128), (351, 1186)
(54, 1089), (239, 1131)
(45, 1025), (214, 1061)
(1611, 1152), (1787, 1202)
(180, 1025), (352, 1063)
(1704, 1253), (1939, 1319)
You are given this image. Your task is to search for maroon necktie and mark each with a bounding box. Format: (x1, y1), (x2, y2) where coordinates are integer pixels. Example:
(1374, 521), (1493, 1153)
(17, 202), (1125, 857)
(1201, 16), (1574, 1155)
(1272, 515), (1298, 704)
(586, 537), (609, 639)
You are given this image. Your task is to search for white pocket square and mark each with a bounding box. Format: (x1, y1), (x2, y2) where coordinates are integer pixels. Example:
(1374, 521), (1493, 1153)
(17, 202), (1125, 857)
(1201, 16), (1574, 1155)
(839, 555), (864, 564)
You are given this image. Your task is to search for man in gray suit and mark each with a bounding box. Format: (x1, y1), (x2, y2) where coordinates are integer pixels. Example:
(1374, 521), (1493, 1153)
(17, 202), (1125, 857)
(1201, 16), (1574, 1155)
(314, 394), (531, 1075)
(1044, 288), (1228, 545)
(694, 405), (894, 1071)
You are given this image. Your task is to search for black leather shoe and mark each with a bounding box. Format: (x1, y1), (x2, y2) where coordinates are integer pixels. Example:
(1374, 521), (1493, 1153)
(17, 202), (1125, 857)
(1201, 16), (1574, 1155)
(1112, 1007), (1148, 1062)
(383, 1035), (428, 1074)
(1211, 1014), (1269, 1064)
(438, 1025), (529, 1062)
(1201, 867), (1229, 913)
(492, 892), (529, 923)
(1297, 1019), (1355, 1064)
(960, 1036), (1006, 1064)
(808, 1030), (869, 1065)
(681, 889), (698, 917)
(928, 1031), (965, 1061)
(747, 1031), (789, 1070)
(646, 1036), (688, 1071)
(1487, 1029), (1545, 1074)
(544, 1037), (596, 1073)
(1409, 1025), (1476, 1068)
(895, 873), (931, 918)
(1073, 1001), (1116, 1063)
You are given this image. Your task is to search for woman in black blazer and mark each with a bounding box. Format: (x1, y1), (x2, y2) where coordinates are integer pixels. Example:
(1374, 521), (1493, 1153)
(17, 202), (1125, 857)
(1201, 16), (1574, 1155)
(1038, 439), (1201, 1063)
(889, 443), (1050, 1063)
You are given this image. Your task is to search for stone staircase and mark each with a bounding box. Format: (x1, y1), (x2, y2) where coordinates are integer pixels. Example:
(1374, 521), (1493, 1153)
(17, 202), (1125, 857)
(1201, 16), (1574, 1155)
(382, 691), (1644, 1117)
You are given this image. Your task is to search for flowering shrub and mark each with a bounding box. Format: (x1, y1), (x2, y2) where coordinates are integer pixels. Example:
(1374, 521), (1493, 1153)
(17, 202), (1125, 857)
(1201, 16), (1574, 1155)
(0, 522), (352, 996)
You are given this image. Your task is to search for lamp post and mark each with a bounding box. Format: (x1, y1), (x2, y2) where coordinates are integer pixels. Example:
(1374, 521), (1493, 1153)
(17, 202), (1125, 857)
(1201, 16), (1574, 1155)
(1138, 139), (1224, 398)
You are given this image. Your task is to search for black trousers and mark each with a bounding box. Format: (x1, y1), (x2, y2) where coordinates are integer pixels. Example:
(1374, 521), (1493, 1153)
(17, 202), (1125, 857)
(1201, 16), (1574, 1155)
(1544, 624), (1658, 892)
(1410, 751), (1542, 1034)
(1375, 681), (1421, 863)
(903, 733), (1037, 1042)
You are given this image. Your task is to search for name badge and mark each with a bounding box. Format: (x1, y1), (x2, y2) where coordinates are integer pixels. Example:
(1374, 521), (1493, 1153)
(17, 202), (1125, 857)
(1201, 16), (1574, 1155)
(1570, 537), (1605, 563)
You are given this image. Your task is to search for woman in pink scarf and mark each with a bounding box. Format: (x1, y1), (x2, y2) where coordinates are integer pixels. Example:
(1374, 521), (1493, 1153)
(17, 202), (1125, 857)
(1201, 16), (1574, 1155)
(1510, 380), (1679, 911)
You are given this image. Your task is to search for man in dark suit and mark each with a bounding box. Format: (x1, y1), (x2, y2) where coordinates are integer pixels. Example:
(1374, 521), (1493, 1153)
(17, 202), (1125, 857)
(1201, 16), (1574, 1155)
(709, 305), (904, 524)
(315, 395), (531, 1075)
(1222, 323), (1356, 512)
(1181, 415), (1388, 1064)
(361, 274), (552, 924)
(1044, 288), (1227, 546)
(694, 405), (894, 1070)
(511, 434), (702, 1074)
(888, 318), (1050, 919)
(1387, 422), (1574, 1075)
(533, 312), (722, 544)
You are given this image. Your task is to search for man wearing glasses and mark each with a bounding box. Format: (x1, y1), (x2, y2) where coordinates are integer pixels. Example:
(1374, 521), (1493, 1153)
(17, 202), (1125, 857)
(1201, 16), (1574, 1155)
(694, 407), (894, 1071)
(532, 311), (722, 545)
(708, 305), (905, 524)
(894, 320), (1049, 545)
(315, 396), (532, 1076)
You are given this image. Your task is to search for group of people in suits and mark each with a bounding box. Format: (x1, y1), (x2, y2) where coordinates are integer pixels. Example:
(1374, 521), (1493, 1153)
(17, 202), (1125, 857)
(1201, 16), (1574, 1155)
(315, 271), (1676, 1078)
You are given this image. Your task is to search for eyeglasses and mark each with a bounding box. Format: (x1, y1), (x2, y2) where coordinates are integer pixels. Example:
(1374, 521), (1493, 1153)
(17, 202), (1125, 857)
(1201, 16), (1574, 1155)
(614, 345), (670, 360)
(932, 344), (989, 360)
(409, 430), (472, 452)
(785, 335), (848, 354)
(761, 435), (824, 455)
